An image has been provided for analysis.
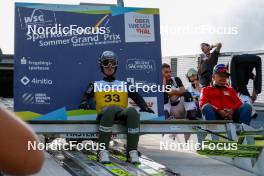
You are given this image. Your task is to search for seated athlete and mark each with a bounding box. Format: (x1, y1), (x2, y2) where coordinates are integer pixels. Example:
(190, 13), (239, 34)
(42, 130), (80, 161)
(79, 51), (154, 164)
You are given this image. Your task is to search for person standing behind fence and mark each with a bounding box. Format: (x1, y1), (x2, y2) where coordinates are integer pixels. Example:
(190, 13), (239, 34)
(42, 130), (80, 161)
(230, 54), (262, 118)
(198, 42), (222, 87)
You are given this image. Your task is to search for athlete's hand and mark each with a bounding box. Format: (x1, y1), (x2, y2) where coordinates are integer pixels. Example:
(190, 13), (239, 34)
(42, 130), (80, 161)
(78, 102), (89, 110)
(140, 108), (155, 114)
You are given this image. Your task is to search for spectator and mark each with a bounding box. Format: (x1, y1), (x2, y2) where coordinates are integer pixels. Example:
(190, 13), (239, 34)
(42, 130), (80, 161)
(230, 54), (262, 118)
(200, 64), (252, 125)
(0, 106), (44, 175)
(186, 68), (202, 102)
(162, 63), (197, 120)
(185, 68), (202, 118)
(198, 42), (222, 87)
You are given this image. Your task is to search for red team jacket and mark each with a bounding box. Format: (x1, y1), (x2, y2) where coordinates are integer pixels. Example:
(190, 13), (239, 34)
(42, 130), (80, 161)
(199, 85), (242, 111)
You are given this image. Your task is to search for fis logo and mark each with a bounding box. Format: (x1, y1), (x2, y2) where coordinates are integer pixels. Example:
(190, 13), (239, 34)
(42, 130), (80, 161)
(18, 8), (56, 29)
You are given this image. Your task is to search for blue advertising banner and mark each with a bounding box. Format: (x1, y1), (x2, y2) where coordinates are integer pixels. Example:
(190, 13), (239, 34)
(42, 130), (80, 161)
(14, 3), (164, 121)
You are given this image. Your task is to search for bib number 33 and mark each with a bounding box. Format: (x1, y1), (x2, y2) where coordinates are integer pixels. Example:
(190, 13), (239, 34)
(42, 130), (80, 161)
(104, 94), (120, 102)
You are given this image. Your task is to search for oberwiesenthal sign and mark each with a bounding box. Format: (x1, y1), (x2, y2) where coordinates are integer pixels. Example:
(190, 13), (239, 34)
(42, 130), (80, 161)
(14, 3), (163, 121)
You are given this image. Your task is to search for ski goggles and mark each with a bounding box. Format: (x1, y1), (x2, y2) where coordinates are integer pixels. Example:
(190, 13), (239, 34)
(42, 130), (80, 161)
(101, 59), (118, 68)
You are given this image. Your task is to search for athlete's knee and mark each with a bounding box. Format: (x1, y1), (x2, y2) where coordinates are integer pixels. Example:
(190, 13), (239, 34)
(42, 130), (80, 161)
(126, 107), (139, 120)
(99, 106), (117, 125)
(102, 106), (118, 117)
(126, 107), (138, 115)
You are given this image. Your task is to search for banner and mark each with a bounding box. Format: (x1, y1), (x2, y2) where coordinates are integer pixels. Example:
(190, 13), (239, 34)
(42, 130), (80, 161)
(14, 3), (163, 121)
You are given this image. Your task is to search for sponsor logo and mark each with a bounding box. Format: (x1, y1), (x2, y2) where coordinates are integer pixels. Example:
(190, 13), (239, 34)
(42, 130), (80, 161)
(18, 8), (56, 29)
(125, 12), (155, 42)
(126, 78), (158, 89)
(21, 76), (30, 85)
(20, 76), (53, 86)
(21, 93), (51, 105)
(18, 9), (121, 47)
(61, 134), (125, 139)
(22, 93), (34, 104)
(34, 93), (51, 104)
(126, 59), (156, 72)
(21, 57), (27, 64)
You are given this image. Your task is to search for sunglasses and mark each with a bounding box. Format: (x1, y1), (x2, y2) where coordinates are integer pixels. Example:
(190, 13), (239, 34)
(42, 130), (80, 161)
(101, 59), (118, 68)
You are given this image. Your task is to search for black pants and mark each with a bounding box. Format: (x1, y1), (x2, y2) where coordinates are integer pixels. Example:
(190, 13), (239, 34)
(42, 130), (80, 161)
(97, 106), (140, 155)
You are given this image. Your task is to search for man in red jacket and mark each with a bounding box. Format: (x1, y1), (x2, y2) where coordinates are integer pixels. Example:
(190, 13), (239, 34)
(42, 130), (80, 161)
(199, 64), (252, 125)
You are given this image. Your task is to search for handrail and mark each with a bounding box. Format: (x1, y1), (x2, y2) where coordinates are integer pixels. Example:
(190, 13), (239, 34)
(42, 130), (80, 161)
(27, 120), (233, 125)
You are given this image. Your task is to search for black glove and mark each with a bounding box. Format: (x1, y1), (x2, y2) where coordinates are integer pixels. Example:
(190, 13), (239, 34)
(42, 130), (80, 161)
(139, 107), (155, 114)
(78, 102), (89, 110)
